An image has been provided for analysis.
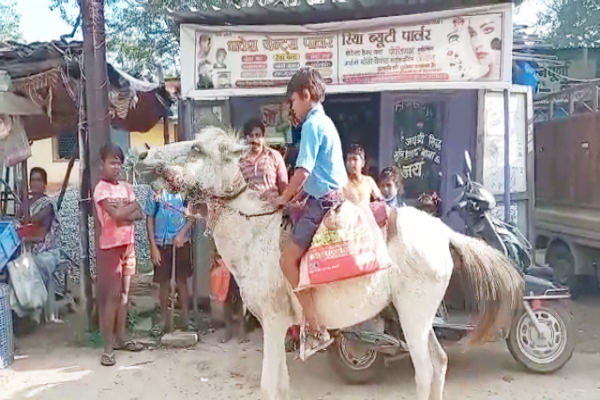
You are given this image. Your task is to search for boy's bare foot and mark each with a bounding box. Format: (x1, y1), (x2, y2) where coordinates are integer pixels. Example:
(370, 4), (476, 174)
(219, 327), (233, 343)
(161, 320), (173, 334)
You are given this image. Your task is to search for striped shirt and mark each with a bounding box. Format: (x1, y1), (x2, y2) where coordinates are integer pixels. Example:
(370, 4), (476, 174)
(240, 146), (288, 200)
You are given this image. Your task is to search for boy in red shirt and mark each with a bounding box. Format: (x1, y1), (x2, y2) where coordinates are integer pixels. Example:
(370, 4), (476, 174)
(93, 143), (143, 366)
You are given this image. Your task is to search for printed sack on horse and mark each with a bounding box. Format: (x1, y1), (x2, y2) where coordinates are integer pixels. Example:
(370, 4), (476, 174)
(296, 201), (394, 291)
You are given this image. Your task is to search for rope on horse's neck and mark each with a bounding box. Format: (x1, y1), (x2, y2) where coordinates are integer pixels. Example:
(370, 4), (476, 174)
(192, 168), (280, 235)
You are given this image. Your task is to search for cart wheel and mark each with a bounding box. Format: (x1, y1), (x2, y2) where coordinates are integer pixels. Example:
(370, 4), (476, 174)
(506, 302), (575, 373)
(327, 335), (385, 384)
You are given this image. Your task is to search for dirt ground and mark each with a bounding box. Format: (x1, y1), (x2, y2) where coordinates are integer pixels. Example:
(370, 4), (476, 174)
(3, 289), (600, 400)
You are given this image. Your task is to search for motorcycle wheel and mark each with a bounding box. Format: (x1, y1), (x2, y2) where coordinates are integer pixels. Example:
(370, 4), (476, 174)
(506, 302), (575, 373)
(327, 335), (385, 384)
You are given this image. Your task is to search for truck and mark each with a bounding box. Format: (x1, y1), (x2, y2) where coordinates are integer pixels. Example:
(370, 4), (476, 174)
(534, 80), (600, 296)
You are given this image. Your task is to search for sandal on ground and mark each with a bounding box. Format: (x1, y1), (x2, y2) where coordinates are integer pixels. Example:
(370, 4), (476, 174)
(100, 353), (116, 366)
(115, 341), (144, 352)
(182, 322), (196, 332)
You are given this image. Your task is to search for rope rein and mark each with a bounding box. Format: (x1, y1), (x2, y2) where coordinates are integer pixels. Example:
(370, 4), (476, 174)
(156, 165), (281, 235)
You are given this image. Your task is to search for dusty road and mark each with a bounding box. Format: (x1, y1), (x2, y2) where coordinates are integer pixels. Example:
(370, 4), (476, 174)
(2, 330), (600, 400)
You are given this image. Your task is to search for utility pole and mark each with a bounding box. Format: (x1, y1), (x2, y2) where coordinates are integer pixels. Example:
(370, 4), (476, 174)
(82, 0), (111, 185)
(81, 0), (111, 329)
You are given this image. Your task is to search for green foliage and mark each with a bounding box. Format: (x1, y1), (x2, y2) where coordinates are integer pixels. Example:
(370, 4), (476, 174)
(49, 0), (181, 79)
(0, 0), (21, 41)
(537, 0), (600, 48)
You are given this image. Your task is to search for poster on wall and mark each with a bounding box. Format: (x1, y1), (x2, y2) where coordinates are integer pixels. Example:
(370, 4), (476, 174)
(392, 101), (442, 198)
(195, 33), (338, 90)
(259, 101), (292, 143)
(482, 91), (527, 195)
(190, 10), (505, 92)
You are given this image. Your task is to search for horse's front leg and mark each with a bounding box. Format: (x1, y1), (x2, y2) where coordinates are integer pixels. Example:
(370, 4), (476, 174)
(261, 318), (291, 400)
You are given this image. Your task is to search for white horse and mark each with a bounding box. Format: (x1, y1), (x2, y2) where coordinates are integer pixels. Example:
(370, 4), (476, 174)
(135, 126), (523, 400)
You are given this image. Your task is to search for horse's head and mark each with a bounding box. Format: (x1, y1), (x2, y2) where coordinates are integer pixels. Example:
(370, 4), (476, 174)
(135, 125), (248, 202)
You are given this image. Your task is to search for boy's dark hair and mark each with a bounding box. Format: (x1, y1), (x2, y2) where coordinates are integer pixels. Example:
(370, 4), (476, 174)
(99, 143), (125, 163)
(243, 117), (266, 137)
(347, 143), (366, 160)
(286, 67), (326, 102)
(216, 48), (227, 58)
(30, 167), (48, 184)
(379, 166), (402, 186)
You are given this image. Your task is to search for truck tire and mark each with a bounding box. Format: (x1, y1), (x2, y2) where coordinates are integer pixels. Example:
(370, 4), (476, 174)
(546, 243), (581, 298)
(327, 335), (385, 384)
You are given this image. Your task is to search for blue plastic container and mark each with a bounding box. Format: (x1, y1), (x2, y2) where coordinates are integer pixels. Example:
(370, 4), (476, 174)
(0, 221), (20, 273)
(0, 283), (14, 369)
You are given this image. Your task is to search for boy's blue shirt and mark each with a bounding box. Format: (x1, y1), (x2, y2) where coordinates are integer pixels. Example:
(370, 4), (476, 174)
(295, 103), (348, 199)
(385, 194), (407, 208)
(144, 188), (189, 246)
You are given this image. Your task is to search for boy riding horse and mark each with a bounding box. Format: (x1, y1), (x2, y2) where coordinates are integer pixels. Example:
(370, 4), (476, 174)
(272, 67), (348, 360)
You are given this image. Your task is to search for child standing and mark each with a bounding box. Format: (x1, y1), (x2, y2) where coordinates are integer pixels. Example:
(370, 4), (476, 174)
(378, 166), (407, 208)
(93, 143), (144, 366)
(145, 188), (195, 333)
(344, 143), (383, 206)
(273, 67), (348, 360)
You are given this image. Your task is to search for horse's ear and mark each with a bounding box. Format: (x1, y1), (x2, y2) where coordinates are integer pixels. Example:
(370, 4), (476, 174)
(218, 143), (245, 161)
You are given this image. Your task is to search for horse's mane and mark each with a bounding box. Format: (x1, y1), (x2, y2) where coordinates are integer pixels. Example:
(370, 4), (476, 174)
(194, 125), (243, 161)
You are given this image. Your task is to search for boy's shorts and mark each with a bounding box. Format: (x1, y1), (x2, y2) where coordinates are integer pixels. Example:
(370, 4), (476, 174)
(96, 244), (136, 303)
(291, 190), (345, 251)
(154, 242), (193, 284)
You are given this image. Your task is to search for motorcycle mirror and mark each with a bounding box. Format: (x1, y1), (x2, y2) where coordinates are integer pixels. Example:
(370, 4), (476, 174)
(453, 174), (464, 188)
(464, 151), (472, 176)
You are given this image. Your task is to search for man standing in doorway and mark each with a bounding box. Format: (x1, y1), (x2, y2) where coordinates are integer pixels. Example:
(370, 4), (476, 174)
(240, 118), (289, 200)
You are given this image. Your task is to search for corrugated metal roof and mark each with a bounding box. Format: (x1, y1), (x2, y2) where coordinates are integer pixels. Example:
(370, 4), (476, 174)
(172, 0), (521, 26)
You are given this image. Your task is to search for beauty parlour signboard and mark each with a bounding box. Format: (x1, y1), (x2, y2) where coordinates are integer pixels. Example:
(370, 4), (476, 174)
(180, 4), (511, 96)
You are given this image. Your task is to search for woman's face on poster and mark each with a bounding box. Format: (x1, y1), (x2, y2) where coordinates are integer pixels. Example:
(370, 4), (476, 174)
(468, 19), (500, 67)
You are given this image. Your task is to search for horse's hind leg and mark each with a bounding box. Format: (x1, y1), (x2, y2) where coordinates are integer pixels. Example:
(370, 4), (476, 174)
(393, 280), (447, 400)
(393, 295), (435, 400)
(428, 329), (448, 400)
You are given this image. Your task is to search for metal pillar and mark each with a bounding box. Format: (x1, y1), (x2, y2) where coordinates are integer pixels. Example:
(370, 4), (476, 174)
(503, 89), (511, 223)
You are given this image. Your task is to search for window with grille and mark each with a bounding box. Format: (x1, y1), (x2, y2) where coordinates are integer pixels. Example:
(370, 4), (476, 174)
(54, 132), (79, 160)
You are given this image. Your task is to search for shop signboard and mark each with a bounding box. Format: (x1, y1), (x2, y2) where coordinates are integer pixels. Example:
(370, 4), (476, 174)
(182, 5), (510, 95)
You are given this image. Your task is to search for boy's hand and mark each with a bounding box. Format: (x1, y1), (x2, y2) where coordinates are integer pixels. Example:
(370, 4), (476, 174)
(173, 232), (186, 248)
(271, 195), (288, 209)
(150, 244), (162, 266)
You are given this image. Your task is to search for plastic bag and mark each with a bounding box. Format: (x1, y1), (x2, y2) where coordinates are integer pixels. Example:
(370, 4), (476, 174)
(0, 115), (31, 167)
(297, 201), (394, 291)
(7, 253), (48, 314)
(210, 258), (231, 304)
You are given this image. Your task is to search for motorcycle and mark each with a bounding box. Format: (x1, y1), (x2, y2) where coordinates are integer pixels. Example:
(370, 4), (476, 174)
(327, 151), (575, 384)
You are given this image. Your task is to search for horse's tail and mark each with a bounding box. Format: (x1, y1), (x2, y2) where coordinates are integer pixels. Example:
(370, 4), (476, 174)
(448, 231), (524, 345)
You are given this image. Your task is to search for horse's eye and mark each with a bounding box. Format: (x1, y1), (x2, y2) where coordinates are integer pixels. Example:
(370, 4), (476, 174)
(192, 143), (203, 154)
